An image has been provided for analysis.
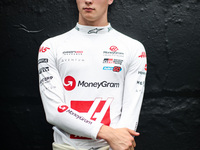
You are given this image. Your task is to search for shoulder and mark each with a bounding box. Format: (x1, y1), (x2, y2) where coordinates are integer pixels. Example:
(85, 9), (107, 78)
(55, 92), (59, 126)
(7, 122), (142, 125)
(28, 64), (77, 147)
(41, 28), (75, 47)
(38, 28), (75, 56)
(111, 28), (145, 53)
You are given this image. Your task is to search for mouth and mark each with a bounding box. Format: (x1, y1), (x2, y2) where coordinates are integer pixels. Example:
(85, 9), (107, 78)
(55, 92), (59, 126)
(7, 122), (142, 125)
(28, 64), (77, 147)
(83, 7), (95, 12)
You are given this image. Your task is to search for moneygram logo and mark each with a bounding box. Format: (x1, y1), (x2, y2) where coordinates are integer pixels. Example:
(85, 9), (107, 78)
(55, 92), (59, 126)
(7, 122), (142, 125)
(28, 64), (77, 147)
(78, 81), (119, 88)
(70, 97), (113, 139)
(63, 76), (76, 91)
(63, 76), (119, 91)
(57, 105), (69, 113)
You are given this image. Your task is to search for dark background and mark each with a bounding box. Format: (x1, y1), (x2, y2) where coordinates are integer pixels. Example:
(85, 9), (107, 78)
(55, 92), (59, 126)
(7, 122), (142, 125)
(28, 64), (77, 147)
(1, 0), (200, 149)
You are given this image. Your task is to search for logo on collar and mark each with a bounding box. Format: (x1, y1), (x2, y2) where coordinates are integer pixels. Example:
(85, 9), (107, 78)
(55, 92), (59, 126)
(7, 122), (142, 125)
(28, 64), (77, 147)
(88, 28), (104, 34)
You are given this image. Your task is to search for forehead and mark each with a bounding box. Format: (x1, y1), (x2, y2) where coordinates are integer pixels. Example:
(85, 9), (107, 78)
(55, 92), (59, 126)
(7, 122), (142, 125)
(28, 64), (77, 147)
(76, 0), (109, 3)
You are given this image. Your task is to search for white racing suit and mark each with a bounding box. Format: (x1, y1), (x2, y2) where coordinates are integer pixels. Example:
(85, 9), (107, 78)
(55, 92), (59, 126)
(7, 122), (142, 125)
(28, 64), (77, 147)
(38, 23), (147, 149)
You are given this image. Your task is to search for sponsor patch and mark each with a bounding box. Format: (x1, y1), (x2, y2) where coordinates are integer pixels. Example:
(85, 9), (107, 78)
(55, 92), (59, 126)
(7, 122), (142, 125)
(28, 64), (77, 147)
(103, 58), (123, 65)
(103, 66), (122, 72)
(63, 76), (76, 91)
(38, 58), (48, 64)
(70, 97), (113, 139)
(58, 105), (69, 113)
(39, 46), (50, 53)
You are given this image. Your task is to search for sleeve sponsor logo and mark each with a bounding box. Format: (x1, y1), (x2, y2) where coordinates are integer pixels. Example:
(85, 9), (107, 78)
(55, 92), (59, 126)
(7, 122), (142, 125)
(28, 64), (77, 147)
(40, 85), (56, 93)
(58, 105), (69, 113)
(39, 76), (53, 85)
(138, 71), (146, 75)
(137, 80), (145, 85)
(138, 64), (147, 75)
(38, 67), (49, 74)
(66, 109), (93, 125)
(145, 64), (147, 71)
(57, 105), (93, 125)
(38, 58), (48, 64)
(39, 46), (50, 53)
(103, 58), (123, 65)
(138, 52), (146, 58)
(70, 97), (113, 139)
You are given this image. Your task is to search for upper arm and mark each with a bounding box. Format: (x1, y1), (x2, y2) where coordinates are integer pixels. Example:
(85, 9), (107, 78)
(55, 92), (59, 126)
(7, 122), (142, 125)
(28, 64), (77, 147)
(116, 41), (147, 130)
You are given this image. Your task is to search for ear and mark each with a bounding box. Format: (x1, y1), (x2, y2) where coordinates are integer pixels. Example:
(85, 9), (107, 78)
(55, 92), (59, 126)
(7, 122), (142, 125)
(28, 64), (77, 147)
(108, 0), (114, 5)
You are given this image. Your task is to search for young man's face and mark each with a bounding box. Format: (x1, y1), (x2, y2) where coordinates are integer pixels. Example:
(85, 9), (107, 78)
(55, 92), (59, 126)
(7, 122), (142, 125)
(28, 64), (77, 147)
(76, 0), (113, 25)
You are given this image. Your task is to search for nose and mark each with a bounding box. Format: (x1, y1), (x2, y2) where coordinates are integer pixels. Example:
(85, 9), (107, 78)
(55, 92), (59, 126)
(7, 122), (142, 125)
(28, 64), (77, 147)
(85, 0), (93, 5)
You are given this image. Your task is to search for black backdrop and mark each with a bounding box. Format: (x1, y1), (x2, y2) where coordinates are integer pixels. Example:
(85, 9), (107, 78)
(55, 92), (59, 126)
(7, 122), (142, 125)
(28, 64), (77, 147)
(1, 0), (200, 149)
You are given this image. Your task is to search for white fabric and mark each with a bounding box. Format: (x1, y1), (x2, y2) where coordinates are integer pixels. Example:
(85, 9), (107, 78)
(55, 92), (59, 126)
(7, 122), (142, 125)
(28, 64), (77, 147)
(52, 142), (110, 150)
(38, 23), (147, 149)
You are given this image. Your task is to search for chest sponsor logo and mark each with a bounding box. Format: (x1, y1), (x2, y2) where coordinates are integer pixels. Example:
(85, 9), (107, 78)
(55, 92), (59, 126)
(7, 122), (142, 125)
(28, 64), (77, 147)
(103, 51), (124, 57)
(63, 51), (83, 55)
(103, 45), (124, 57)
(63, 76), (76, 91)
(78, 81), (119, 88)
(109, 46), (119, 52)
(63, 76), (120, 91)
(103, 66), (122, 72)
(61, 58), (85, 62)
(103, 58), (123, 65)
(70, 97), (113, 139)
(113, 66), (122, 72)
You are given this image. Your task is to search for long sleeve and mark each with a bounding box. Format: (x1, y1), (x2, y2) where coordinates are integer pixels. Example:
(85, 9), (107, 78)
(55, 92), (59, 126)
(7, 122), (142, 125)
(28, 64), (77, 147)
(38, 39), (103, 140)
(116, 42), (147, 131)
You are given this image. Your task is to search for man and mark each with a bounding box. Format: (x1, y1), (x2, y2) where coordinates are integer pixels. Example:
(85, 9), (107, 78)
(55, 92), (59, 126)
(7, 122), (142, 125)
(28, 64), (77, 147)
(38, 0), (147, 150)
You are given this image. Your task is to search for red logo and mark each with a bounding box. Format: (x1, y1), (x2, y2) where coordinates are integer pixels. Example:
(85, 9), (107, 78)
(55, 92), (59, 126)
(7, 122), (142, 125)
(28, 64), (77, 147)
(145, 64), (147, 71)
(138, 52), (146, 58)
(113, 66), (121, 72)
(63, 76), (76, 91)
(58, 105), (68, 113)
(70, 98), (113, 139)
(39, 46), (50, 53)
(109, 46), (119, 52)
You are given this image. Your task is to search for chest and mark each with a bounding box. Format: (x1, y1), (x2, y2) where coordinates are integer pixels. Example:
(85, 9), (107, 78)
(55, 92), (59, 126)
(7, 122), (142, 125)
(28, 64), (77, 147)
(55, 38), (128, 79)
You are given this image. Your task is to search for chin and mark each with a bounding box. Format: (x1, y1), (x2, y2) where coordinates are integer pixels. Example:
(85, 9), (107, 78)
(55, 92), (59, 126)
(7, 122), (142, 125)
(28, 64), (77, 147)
(83, 15), (97, 22)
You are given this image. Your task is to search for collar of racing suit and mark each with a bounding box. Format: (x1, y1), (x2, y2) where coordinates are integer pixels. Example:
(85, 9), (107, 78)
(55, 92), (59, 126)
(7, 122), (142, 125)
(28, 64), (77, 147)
(75, 23), (113, 34)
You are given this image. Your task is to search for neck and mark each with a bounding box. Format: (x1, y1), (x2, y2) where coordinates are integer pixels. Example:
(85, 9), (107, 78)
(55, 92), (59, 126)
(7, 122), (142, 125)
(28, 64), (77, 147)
(75, 23), (113, 34)
(78, 13), (109, 26)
